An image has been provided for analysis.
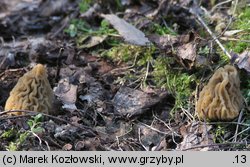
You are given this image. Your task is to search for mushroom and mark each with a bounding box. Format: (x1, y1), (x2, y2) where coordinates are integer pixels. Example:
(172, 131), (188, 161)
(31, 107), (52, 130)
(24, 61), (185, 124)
(196, 65), (243, 120)
(5, 64), (53, 115)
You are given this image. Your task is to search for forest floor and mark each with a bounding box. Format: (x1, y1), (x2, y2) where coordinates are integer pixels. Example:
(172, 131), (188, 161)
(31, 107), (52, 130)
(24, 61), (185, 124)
(0, 0), (250, 151)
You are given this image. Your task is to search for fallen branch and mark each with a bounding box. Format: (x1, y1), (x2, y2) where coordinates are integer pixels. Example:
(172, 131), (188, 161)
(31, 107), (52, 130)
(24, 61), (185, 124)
(0, 110), (97, 136)
(189, 7), (232, 59)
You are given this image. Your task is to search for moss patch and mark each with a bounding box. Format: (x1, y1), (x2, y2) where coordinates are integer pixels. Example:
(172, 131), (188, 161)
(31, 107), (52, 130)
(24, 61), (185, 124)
(153, 56), (195, 113)
(226, 7), (250, 53)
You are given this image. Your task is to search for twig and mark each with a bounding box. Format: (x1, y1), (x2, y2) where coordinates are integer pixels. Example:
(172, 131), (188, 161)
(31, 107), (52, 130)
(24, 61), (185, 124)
(51, 17), (69, 39)
(152, 115), (180, 145)
(153, 115), (181, 136)
(181, 106), (195, 121)
(182, 141), (249, 151)
(0, 110), (96, 136)
(189, 8), (232, 59)
(228, 127), (250, 142)
(220, 37), (250, 43)
(211, 0), (233, 13)
(231, 0), (239, 16)
(31, 131), (45, 150)
(137, 121), (173, 136)
(233, 109), (243, 142)
(55, 48), (64, 83)
(138, 128), (148, 151)
(43, 140), (51, 151)
(207, 121), (250, 127)
(141, 60), (150, 89)
(210, 0), (239, 44)
(44, 136), (63, 149)
(115, 125), (133, 151)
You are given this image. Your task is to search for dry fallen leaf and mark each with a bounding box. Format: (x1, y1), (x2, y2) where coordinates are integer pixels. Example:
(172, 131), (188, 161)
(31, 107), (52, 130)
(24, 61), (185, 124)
(177, 122), (216, 151)
(223, 30), (244, 37)
(236, 50), (250, 73)
(80, 3), (100, 19)
(101, 14), (150, 46)
(39, 0), (69, 17)
(62, 143), (73, 151)
(78, 35), (107, 49)
(79, 81), (107, 112)
(136, 123), (165, 150)
(148, 34), (179, 49)
(177, 42), (197, 61)
(54, 77), (77, 111)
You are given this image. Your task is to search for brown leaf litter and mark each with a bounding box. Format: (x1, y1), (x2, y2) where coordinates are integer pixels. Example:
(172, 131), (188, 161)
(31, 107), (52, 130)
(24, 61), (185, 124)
(177, 122), (216, 151)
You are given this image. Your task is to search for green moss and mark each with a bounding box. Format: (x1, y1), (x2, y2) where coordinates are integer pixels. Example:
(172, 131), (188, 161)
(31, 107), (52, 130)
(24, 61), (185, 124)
(151, 23), (177, 35)
(6, 132), (30, 151)
(227, 37), (249, 53)
(103, 44), (195, 114)
(79, 0), (92, 13)
(0, 128), (16, 139)
(215, 50), (230, 65)
(153, 56), (195, 113)
(226, 7), (250, 53)
(234, 7), (250, 30)
(102, 44), (158, 88)
(102, 44), (155, 65)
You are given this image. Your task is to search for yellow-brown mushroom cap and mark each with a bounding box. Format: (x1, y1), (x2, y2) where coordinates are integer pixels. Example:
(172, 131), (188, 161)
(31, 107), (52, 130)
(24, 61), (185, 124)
(196, 65), (243, 121)
(33, 64), (46, 77)
(4, 64), (53, 115)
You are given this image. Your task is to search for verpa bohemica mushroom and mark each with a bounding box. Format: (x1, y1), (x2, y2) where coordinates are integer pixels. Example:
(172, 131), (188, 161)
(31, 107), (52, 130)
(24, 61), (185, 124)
(5, 64), (53, 115)
(196, 65), (243, 121)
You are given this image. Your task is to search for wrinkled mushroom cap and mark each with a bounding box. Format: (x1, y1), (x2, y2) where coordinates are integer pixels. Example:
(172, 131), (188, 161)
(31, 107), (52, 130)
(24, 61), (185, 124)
(5, 64), (53, 115)
(196, 65), (243, 121)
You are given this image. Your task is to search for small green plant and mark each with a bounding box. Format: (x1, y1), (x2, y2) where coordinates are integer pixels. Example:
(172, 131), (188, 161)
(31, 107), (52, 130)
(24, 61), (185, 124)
(198, 46), (210, 55)
(114, 0), (123, 10)
(65, 19), (118, 48)
(79, 0), (92, 13)
(27, 113), (45, 135)
(2, 114), (45, 151)
(64, 19), (89, 37)
(65, 19), (117, 37)
(152, 23), (177, 35)
(214, 125), (226, 143)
